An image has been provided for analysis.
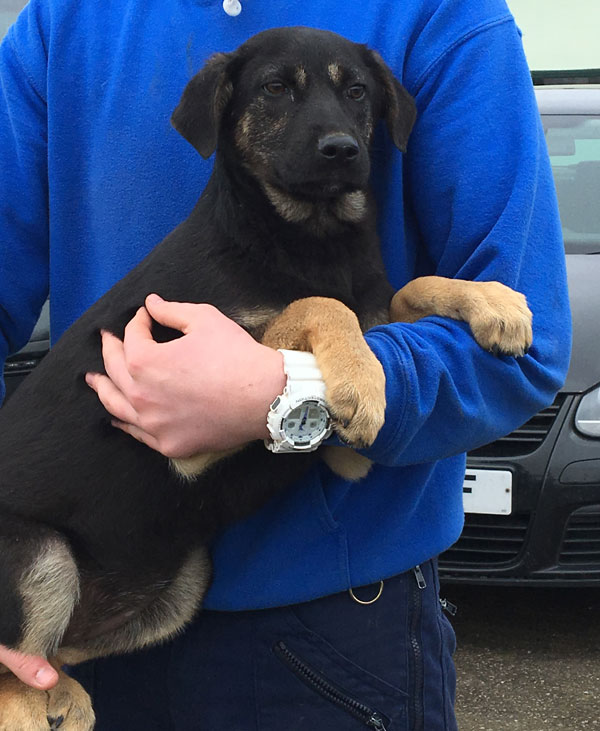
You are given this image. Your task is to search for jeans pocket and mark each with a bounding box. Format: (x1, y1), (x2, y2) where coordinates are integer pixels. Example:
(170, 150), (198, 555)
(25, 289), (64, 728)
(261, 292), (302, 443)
(256, 615), (408, 730)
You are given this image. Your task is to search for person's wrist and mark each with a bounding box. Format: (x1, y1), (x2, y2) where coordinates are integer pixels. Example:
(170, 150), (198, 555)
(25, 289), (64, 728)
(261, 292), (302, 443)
(249, 345), (286, 441)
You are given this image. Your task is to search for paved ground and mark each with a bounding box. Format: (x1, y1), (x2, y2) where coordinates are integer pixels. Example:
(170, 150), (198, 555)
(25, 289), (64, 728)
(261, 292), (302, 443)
(445, 584), (600, 730)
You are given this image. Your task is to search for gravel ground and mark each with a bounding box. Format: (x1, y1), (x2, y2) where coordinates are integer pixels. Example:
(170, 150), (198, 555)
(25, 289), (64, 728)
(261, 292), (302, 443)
(445, 585), (600, 730)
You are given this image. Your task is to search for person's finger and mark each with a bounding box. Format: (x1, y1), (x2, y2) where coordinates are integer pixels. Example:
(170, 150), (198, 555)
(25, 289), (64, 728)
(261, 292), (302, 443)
(85, 372), (140, 425)
(122, 305), (156, 354)
(143, 294), (203, 335)
(120, 305), (160, 374)
(98, 329), (137, 393)
(109, 419), (161, 453)
(0, 646), (58, 689)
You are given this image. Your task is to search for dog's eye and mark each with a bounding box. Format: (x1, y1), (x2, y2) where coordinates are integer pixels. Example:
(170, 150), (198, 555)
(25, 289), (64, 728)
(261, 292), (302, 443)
(347, 85), (366, 101)
(263, 81), (288, 96)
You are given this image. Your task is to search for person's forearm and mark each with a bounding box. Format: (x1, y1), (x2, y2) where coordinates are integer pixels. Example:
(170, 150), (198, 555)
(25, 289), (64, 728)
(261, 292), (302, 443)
(361, 316), (567, 468)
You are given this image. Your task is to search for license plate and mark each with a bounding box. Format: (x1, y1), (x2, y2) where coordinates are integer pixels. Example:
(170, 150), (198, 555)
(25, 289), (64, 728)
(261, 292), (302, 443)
(463, 469), (512, 515)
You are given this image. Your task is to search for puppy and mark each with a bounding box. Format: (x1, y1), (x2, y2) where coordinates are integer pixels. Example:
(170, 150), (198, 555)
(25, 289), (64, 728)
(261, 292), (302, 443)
(0, 27), (531, 729)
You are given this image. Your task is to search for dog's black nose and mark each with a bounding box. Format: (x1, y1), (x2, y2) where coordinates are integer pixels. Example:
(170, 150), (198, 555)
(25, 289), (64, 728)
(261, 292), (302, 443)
(318, 134), (360, 161)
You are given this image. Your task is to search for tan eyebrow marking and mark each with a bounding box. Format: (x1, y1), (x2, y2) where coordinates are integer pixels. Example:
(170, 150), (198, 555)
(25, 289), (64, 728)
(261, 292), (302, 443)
(328, 63), (342, 85)
(295, 65), (307, 89)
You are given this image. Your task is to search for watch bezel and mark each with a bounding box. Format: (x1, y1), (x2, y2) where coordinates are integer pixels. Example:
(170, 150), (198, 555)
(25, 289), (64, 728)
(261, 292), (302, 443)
(267, 392), (333, 452)
(280, 398), (332, 449)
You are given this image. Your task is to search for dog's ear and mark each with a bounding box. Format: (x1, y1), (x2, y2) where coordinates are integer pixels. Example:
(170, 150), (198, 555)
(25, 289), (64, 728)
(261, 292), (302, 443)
(366, 49), (417, 153)
(171, 52), (233, 159)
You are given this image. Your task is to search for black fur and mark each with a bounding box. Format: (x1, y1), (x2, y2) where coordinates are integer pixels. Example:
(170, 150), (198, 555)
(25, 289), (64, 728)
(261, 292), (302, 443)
(0, 28), (415, 657)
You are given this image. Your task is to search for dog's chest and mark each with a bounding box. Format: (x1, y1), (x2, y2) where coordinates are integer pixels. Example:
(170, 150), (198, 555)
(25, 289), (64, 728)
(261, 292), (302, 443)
(219, 255), (371, 337)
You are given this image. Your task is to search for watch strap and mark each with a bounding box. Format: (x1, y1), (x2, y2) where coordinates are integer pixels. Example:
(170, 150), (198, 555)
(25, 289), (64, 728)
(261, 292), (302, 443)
(277, 349), (327, 401)
(265, 349), (331, 453)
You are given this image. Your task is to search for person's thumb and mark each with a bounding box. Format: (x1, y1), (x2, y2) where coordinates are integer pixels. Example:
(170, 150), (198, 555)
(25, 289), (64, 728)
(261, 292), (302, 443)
(0, 645), (59, 689)
(143, 294), (201, 334)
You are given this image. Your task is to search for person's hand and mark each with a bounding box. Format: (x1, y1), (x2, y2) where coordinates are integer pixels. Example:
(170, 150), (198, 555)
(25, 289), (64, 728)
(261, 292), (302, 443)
(85, 295), (286, 458)
(0, 645), (58, 689)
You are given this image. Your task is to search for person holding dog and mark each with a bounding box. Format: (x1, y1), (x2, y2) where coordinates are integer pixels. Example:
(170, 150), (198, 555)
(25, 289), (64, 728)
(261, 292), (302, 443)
(0, 0), (570, 729)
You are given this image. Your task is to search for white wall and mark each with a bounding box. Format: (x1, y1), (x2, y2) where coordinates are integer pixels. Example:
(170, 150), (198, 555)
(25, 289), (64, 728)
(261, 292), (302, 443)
(508, 0), (600, 70)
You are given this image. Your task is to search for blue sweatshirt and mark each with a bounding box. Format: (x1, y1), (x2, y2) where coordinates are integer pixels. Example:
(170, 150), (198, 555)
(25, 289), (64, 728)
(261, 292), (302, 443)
(0, 0), (570, 610)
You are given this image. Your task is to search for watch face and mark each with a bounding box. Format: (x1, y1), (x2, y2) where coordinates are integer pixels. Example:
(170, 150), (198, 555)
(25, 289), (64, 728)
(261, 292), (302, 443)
(283, 401), (329, 445)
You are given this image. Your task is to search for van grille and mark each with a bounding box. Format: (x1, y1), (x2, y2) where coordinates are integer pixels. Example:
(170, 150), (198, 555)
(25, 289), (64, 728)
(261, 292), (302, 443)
(559, 507), (600, 565)
(439, 513), (530, 566)
(469, 395), (566, 459)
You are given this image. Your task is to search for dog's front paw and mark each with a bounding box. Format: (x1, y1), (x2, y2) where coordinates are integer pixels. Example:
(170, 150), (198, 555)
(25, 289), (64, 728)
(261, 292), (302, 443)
(46, 673), (95, 731)
(323, 347), (386, 449)
(468, 282), (533, 357)
(0, 670), (95, 731)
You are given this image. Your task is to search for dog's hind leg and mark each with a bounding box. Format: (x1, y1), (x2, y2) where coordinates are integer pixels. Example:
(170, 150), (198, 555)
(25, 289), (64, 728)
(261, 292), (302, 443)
(0, 516), (94, 730)
(59, 545), (211, 663)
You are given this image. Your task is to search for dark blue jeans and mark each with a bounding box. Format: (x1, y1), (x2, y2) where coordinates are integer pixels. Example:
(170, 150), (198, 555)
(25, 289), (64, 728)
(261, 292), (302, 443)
(72, 560), (457, 730)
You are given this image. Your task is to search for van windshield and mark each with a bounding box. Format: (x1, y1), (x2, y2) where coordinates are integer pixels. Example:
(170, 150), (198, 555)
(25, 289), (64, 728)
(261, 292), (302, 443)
(544, 114), (600, 254)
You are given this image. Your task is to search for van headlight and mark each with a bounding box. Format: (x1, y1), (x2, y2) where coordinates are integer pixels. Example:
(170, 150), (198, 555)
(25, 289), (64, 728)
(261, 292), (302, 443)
(575, 386), (600, 437)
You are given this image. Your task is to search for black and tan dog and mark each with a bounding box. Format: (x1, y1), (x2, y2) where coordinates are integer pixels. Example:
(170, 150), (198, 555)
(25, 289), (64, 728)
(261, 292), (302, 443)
(0, 27), (532, 729)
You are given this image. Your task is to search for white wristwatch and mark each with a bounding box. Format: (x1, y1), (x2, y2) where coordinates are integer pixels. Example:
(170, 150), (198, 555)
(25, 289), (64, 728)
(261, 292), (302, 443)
(265, 349), (333, 453)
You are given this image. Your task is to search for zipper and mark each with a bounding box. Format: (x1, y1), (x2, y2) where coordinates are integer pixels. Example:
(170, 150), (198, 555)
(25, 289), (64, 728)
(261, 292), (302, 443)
(412, 564), (427, 590)
(409, 566), (426, 731)
(274, 641), (389, 730)
(439, 597), (458, 617)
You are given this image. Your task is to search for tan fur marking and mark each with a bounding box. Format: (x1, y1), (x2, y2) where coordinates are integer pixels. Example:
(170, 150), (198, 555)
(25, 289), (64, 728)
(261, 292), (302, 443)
(237, 110), (252, 147)
(171, 447), (241, 480)
(235, 100), (274, 169)
(235, 102), (291, 184)
(262, 183), (313, 223)
(262, 183), (368, 235)
(59, 547), (211, 661)
(270, 115), (289, 134)
(18, 539), (80, 656)
(87, 546), (211, 654)
(322, 446), (373, 481)
(328, 62), (342, 85)
(334, 190), (367, 223)
(231, 306), (281, 331)
(295, 65), (307, 88)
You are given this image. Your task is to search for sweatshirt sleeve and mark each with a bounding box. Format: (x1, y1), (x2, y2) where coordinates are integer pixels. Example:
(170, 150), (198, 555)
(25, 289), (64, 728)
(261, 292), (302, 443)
(0, 2), (50, 404)
(362, 14), (571, 467)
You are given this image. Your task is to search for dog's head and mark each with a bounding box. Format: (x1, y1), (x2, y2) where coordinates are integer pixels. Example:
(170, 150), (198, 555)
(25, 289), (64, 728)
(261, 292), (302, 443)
(172, 27), (416, 226)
